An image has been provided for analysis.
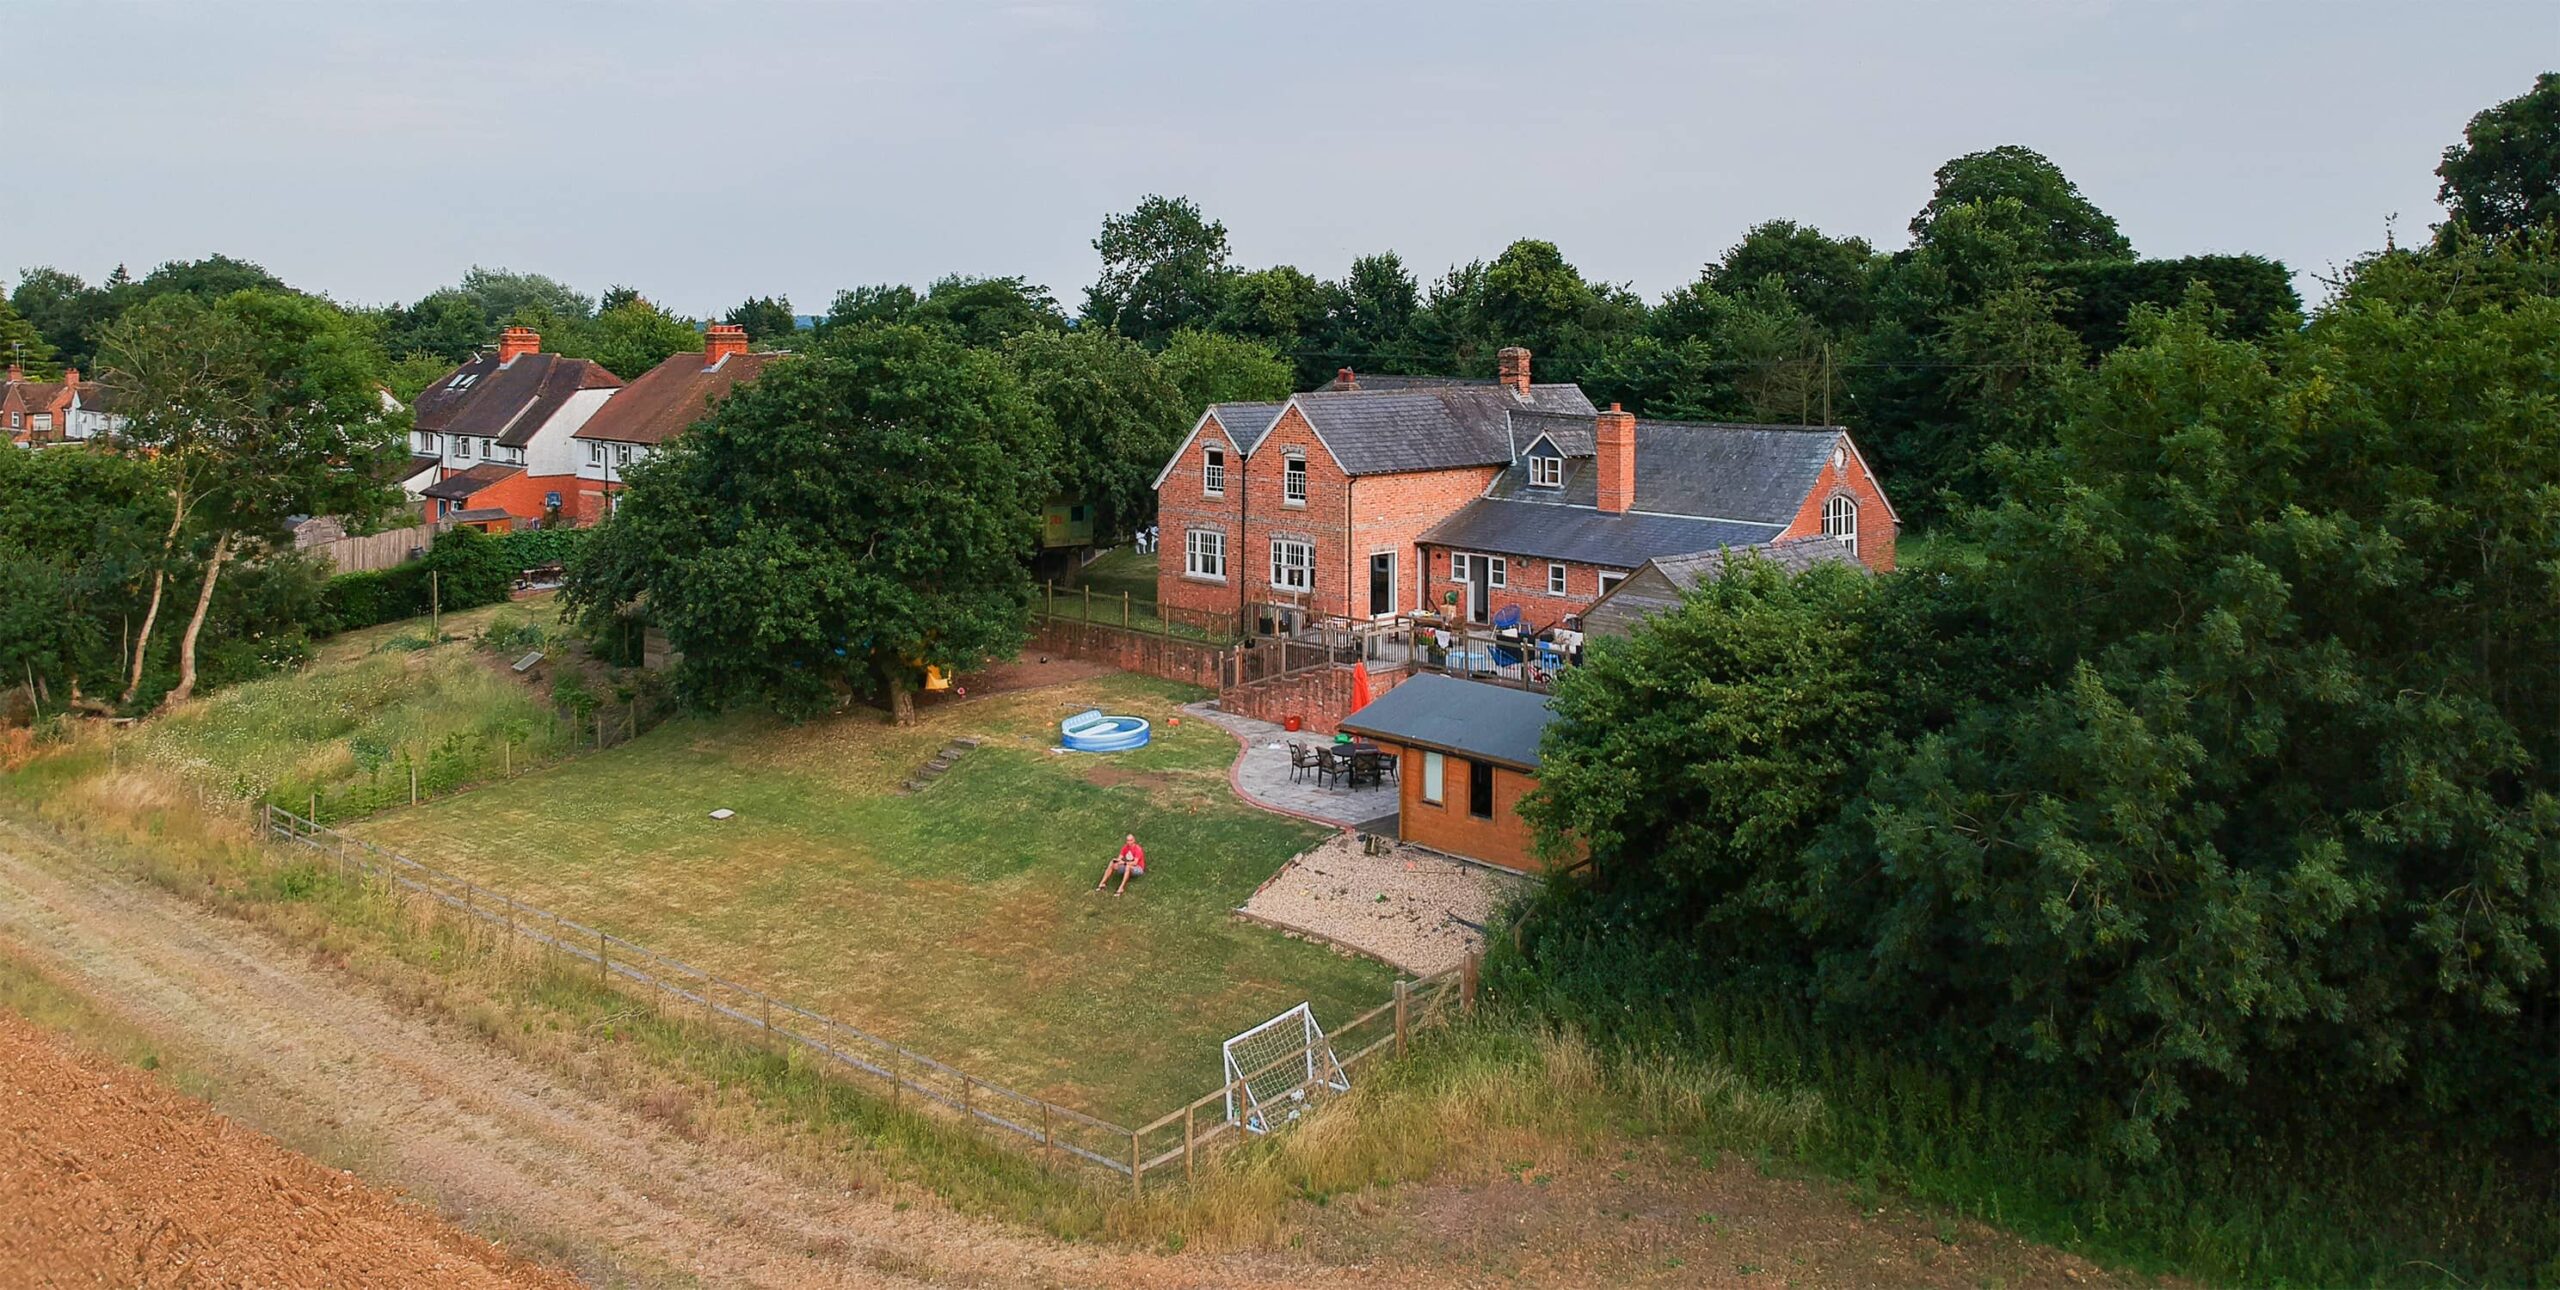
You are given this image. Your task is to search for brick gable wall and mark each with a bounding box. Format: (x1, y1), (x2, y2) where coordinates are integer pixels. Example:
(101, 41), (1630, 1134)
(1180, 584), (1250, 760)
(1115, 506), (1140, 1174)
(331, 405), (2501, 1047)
(1241, 406), (1353, 620)
(1155, 417), (1248, 622)
(1776, 440), (1897, 573)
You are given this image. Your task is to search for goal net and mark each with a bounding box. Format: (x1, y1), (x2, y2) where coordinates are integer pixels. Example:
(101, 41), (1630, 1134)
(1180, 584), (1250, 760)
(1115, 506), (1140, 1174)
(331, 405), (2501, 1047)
(1223, 1002), (1349, 1134)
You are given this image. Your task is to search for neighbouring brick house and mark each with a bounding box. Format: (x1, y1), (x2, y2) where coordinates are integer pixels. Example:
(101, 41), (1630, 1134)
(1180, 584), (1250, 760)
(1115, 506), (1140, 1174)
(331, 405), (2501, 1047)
(1151, 346), (1896, 635)
(568, 324), (781, 521)
(408, 327), (623, 525)
(4, 363), (121, 448)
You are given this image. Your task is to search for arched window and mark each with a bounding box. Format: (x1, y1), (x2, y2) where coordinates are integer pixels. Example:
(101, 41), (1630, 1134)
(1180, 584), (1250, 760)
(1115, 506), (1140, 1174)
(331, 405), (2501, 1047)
(1822, 494), (1858, 556)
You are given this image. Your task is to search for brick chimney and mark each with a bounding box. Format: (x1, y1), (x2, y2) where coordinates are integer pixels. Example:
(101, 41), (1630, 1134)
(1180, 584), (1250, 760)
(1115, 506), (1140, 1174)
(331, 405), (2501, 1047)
(1496, 346), (1531, 397)
(61, 366), (78, 388)
(497, 326), (541, 365)
(1595, 403), (1637, 514)
(1336, 366), (1355, 389)
(6, 363), (20, 384)
(705, 324), (749, 366)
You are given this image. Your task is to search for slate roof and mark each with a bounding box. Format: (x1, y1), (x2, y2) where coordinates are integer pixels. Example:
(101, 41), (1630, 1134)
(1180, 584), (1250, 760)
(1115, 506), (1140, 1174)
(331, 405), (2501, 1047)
(1337, 673), (1558, 771)
(413, 352), (624, 448)
(1205, 401), (1287, 455)
(1290, 383), (1595, 475)
(421, 462), (521, 501)
(574, 349), (783, 446)
(1581, 536), (1863, 637)
(1485, 419), (1844, 524)
(1313, 371), (1497, 393)
(1420, 498), (1781, 569)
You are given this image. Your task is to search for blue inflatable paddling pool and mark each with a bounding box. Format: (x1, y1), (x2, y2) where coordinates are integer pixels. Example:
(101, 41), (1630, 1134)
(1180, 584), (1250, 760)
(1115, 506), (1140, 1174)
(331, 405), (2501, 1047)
(1061, 708), (1152, 752)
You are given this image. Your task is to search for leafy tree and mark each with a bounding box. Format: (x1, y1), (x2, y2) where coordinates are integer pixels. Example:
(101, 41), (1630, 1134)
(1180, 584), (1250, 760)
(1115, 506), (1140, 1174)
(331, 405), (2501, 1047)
(98, 291), (407, 707)
(1912, 145), (2132, 261)
(598, 284), (643, 313)
(2037, 254), (2299, 354)
(1212, 265), (1331, 384)
(1156, 327), (1293, 409)
(1316, 252), (1423, 372)
(1415, 239), (1647, 380)
(9, 267), (105, 368)
(0, 297), (58, 378)
(2436, 72), (2560, 240)
(0, 447), (170, 708)
(566, 298), (701, 379)
(382, 288), (493, 365)
(724, 294), (798, 342)
(454, 265), (593, 324)
(567, 325), (1054, 724)
(1702, 220), (1878, 334)
(1081, 194), (1234, 344)
(1006, 329), (1189, 540)
(135, 254), (291, 304)
(911, 275), (1065, 348)
(824, 283), (919, 332)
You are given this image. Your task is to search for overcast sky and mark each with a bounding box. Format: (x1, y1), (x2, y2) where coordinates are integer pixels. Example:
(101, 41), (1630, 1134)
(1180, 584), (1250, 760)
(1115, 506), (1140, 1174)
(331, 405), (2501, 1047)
(8, 2), (2551, 318)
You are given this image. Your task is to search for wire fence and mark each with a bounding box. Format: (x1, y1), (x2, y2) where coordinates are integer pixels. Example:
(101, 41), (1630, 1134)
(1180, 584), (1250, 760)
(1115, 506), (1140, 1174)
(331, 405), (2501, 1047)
(257, 805), (1478, 1191)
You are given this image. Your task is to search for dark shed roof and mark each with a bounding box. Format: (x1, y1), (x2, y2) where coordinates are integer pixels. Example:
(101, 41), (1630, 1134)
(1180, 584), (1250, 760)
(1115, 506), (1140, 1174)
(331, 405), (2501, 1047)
(1420, 498), (1781, 569)
(1336, 673), (1559, 771)
(414, 352), (624, 448)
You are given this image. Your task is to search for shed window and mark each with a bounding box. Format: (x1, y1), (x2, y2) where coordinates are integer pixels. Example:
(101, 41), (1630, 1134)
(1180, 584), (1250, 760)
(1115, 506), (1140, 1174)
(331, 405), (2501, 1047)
(1203, 445), (1225, 496)
(1422, 751), (1445, 806)
(1822, 494), (1858, 556)
(1528, 455), (1562, 488)
(1467, 759), (1495, 820)
(1598, 572), (1626, 598)
(1283, 455), (1307, 505)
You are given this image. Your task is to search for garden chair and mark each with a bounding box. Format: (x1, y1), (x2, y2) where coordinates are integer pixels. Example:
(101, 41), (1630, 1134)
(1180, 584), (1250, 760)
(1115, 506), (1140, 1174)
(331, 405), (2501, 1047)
(1287, 742), (1317, 783)
(1315, 746), (1347, 789)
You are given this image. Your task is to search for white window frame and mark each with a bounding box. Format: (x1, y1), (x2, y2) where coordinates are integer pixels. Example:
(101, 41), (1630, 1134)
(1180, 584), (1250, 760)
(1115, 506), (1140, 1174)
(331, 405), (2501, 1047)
(1528, 455), (1562, 488)
(1547, 563), (1567, 595)
(588, 442), (603, 465)
(1421, 751), (1445, 806)
(1185, 528), (1227, 581)
(1823, 494), (1858, 556)
(1449, 553), (1472, 584)
(1203, 445), (1225, 496)
(457, 437), (472, 459)
(1282, 454), (1307, 506)
(616, 444), (633, 466)
(1270, 538), (1312, 591)
(1598, 572), (1626, 598)
(1485, 556), (1506, 589)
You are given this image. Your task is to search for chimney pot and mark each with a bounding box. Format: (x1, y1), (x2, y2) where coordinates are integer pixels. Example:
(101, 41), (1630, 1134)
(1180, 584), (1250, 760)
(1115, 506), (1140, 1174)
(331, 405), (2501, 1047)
(1337, 366), (1355, 388)
(5, 363), (20, 384)
(705, 324), (749, 366)
(497, 326), (542, 364)
(1496, 346), (1532, 396)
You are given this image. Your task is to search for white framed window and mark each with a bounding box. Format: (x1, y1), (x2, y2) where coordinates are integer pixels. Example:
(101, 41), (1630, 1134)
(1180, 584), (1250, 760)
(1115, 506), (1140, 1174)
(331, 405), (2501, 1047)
(511, 447), (525, 464)
(1283, 454), (1307, 505)
(1485, 556), (1506, 589)
(1185, 528), (1227, 580)
(616, 444), (632, 466)
(30, 414), (50, 435)
(1422, 751), (1445, 805)
(1823, 494), (1858, 556)
(1548, 563), (1567, 595)
(1203, 445), (1225, 496)
(457, 437), (472, 459)
(1529, 455), (1562, 488)
(1270, 538), (1312, 591)
(1598, 572), (1626, 598)
(587, 442), (603, 466)
(1450, 552), (1472, 584)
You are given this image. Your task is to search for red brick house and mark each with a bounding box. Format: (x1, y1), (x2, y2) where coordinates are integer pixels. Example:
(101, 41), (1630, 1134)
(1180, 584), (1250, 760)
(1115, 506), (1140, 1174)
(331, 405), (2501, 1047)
(1151, 346), (1895, 634)
(4, 363), (117, 448)
(408, 327), (623, 526)
(567, 324), (781, 521)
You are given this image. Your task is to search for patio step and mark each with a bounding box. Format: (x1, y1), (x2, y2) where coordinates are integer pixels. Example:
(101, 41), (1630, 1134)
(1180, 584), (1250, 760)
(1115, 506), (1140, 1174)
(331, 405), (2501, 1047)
(900, 740), (977, 793)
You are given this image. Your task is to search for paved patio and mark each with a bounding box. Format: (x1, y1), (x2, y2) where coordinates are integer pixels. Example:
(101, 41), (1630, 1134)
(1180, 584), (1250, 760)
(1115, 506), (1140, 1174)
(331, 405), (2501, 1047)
(1185, 702), (1399, 832)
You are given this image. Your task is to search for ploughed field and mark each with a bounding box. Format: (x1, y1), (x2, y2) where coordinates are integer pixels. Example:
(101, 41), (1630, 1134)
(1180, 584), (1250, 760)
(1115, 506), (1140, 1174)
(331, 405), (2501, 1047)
(351, 671), (1387, 1124)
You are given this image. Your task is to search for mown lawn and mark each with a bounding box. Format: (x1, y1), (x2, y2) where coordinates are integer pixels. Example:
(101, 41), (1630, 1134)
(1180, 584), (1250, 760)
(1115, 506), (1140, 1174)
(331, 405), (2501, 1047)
(350, 671), (1384, 1125)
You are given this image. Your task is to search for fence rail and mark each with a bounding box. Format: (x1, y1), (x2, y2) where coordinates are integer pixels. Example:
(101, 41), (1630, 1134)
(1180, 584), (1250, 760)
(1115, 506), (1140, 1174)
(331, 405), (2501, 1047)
(257, 806), (1478, 1190)
(1037, 580), (1242, 645)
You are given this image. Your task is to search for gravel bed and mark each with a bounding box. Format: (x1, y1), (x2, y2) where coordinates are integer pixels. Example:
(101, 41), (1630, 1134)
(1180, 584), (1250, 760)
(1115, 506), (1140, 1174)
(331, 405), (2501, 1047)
(1240, 832), (1529, 975)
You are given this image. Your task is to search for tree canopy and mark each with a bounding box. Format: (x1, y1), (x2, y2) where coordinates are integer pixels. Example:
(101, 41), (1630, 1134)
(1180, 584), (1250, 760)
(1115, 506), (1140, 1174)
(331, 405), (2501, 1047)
(1081, 194), (1234, 344)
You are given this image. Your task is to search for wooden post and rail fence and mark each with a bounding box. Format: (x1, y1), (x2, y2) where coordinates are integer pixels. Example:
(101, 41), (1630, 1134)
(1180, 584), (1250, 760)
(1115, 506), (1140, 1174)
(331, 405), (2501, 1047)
(257, 804), (1480, 1190)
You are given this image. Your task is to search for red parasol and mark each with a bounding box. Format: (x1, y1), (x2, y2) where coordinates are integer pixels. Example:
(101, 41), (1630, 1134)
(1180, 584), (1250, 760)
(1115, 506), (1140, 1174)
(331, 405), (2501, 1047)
(1349, 659), (1373, 712)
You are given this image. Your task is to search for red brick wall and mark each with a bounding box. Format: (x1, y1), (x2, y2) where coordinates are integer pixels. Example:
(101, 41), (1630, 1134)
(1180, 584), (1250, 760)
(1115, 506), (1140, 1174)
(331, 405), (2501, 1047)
(1029, 618), (1230, 690)
(1348, 466), (1500, 619)
(1239, 406), (1354, 620)
(1217, 663), (1411, 735)
(460, 470), (576, 525)
(1416, 545), (1631, 630)
(1155, 417), (1249, 622)
(1776, 436), (1897, 573)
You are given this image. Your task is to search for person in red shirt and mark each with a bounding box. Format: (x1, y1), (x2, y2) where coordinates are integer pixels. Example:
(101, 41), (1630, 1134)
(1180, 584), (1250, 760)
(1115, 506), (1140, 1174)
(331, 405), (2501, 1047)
(1096, 834), (1146, 895)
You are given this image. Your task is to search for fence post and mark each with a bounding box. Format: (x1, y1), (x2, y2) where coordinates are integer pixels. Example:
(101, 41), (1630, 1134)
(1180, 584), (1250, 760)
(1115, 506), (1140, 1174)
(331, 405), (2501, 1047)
(1083, 583), (1092, 622)
(504, 739), (511, 776)
(761, 997), (773, 1053)
(1044, 580), (1053, 619)
(309, 792), (319, 826)
(1043, 1102), (1056, 1167)
(1184, 1102), (1196, 1181)
(1394, 978), (1410, 1058)
(1461, 951), (1480, 1015)
(408, 758), (418, 806)
(598, 930), (609, 984)
(1122, 590), (1130, 628)
(962, 1075), (975, 1131)
(1131, 1130), (1143, 1197)
(596, 711), (606, 749)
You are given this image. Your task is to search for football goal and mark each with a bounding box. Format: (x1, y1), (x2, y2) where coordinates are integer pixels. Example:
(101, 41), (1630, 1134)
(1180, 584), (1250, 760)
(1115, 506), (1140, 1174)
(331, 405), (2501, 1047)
(1223, 1002), (1349, 1134)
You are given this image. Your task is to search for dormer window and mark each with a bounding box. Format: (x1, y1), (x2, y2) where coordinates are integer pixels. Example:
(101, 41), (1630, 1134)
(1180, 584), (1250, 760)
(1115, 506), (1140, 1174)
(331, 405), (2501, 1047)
(1528, 455), (1563, 488)
(1283, 453), (1307, 505)
(1203, 445), (1225, 496)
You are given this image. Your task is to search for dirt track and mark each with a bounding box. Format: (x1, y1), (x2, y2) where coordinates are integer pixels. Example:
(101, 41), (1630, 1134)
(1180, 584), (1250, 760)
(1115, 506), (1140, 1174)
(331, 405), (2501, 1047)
(0, 820), (1304, 1289)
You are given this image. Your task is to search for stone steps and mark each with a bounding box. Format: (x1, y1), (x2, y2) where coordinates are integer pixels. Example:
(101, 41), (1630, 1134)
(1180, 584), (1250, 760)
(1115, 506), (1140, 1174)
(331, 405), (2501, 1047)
(899, 737), (985, 794)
